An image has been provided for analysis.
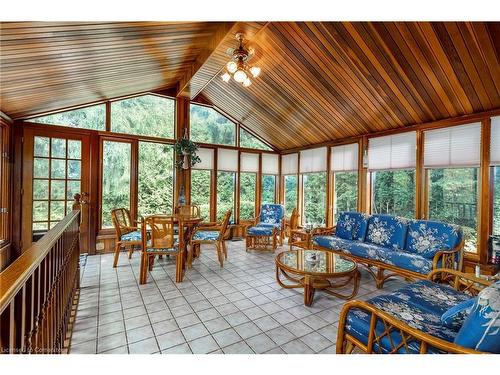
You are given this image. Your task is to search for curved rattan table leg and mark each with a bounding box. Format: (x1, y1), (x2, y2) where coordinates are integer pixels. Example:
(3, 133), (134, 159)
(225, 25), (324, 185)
(322, 270), (360, 300)
(275, 266), (302, 289)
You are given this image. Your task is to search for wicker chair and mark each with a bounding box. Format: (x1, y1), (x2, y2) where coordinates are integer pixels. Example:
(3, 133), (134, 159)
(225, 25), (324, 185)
(111, 208), (142, 268)
(188, 210), (232, 268)
(175, 204), (200, 217)
(245, 204), (285, 251)
(139, 215), (182, 284)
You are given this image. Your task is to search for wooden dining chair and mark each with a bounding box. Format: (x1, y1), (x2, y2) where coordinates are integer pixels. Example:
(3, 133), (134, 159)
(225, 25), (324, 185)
(287, 208), (302, 238)
(111, 208), (142, 268)
(188, 210), (232, 268)
(139, 215), (182, 284)
(175, 204), (200, 217)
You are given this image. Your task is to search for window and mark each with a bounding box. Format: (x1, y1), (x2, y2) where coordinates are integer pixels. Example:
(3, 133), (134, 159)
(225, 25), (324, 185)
(101, 141), (131, 228)
(303, 172), (327, 225)
(190, 104), (236, 146)
(0, 122), (10, 245)
(191, 170), (211, 221)
(138, 142), (174, 217)
(240, 127), (272, 150)
(32, 136), (83, 232)
(262, 175), (276, 204)
(284, 175), (298, 216)
(217, 172), (235, 221)
(240, 173), (256, 220)
(493, 166), (500, 236)
(372, 170), (415, 217)
(30, 104), (105, 130)
(331, 143), (358, 222)
(111, 95), (175, 138)
(492, 117), (500, 235)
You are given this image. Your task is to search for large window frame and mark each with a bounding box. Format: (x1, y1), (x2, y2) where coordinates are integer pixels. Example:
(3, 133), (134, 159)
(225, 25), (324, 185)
(0, 120), (11, 248)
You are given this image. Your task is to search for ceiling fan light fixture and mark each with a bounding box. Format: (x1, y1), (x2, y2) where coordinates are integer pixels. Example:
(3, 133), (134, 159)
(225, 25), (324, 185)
(250, 66), (261, 78)
(221, 72), (231, 82)
(222, 33), (261, 88)
(233, 69), (247, 83)
(243, 77), (252, 87)
(226, 61), (238, 74)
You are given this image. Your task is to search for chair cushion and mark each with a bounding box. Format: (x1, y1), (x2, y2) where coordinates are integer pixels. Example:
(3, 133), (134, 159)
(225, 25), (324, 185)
(335, 212), (370, 241)
(121, 230), (141, 241)
(258, 204), (285, 226)
(405, 219), (462, 259)
(366, 215), (408, 250)
(312, 235), (352, 251)
(380, 250), (434, 275)
(454, 281), (500, 353)
(256, 222), (281, 229)
(343, 241), (390, 262)
(192, 230), (220, 241)
(247, 226), (275, 236)
(441, 297), (476, 329)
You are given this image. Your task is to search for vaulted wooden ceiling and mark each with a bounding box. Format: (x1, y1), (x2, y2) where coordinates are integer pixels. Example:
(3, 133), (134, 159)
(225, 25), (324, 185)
(1, 22), (499, 150)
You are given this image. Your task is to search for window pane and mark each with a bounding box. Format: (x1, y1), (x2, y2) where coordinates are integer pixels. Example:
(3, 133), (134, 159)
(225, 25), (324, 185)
(217, 171), (235, 221)
(33, 201), (48, 222)
(303, 172), (326, 225)
(138, 142), (174, 217)
(262, 175), (276, 204)
(428, 168), (478, 252)
(51, 138), (66, 158)
(240, 173), (256, 220)
(334, 171), (358, 222)
(372, 169), (415, 218)
(30, 104), (105, 130)
(34, 158), (49, 178)
(50, 180), (66, 200)
(191, 169), (211, 221)
(284, 175), (297, 216)
(33, 179), (49, 200)
(34, 137), (49, 157)
(68, 140), (82, 159)
(50, 201), (65, 221)
(190, 104), (236, 146)
(67, 160), (81, 179)
(51, 159), (66, 179)
(111, 95), (175, 138)
(240, 128), (272, 150)
(102, 141), (131, 228)
(67, 180), (80, 200)
(494, 166), (500, 236)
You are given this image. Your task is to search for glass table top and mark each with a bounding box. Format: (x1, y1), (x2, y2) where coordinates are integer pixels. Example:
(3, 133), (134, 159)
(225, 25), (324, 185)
(276, 249), (356, 275)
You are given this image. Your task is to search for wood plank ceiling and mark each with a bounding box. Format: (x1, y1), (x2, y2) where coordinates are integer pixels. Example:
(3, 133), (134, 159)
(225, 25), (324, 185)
(199, 22), (500, 150)
(0, 22), (227, 118)
(1, 22), (499, 150)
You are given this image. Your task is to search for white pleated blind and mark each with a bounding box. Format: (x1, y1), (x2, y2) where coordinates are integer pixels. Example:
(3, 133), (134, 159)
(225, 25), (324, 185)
(424, 123), (481, 167)
(282, 153), (298, 175)
(331, 143), (359, 172)
(217, 149), (238, 171)
(491, 116), (500, 165)
(300, 147), (327, 173)
(240, 152), (259, 173)
(262, 154), (279, 175)
(193, 148), (214, 170)
(368, 132), (416, 170)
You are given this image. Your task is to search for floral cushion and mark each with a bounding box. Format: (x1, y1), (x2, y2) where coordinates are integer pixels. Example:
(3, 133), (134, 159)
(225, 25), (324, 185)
(365, 215), (408, 250)
(380, 250), (434, 275)
(258, 204), (285, 226)
(192, 230), (220, 241)
(256, 222), (281, 229)
(247, 226), (275, 236)
(121, 230), (141, 241)
(454, 281), (500, 353)
(312, 235), (352, 250)
(441, 297), (476, 329)
(405, 219), (462, 259)
(336, 212), (369, 241)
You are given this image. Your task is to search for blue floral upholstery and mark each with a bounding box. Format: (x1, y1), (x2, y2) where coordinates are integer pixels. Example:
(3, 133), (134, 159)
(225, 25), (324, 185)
(121, 230), (141, 242)
(345, 279), (474, 353)
(441, 298), (476, 329)
(312, 235), (352, 250)
(336, 212), (370, 241)
(366, 215), (408, 250)
(247, 226), (275, 236)
(258, 204), (285, 226)
(192, 230), (220, 241)
(454, 281), (500, 353)
(381, 250), (435, 275)
(405, 219), (462, 259)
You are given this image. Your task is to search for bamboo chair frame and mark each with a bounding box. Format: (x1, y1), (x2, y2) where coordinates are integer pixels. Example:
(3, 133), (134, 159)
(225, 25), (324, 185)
(175, 204), (201, 217)
(245, 206), (286, 251)
(188, 210), (232, 268)
(336, 269), (492, 354)
(111, 208), (141, 267)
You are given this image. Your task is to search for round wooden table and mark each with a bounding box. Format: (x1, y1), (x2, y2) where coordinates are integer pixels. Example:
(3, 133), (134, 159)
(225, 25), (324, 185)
(275, 249), (360, 306)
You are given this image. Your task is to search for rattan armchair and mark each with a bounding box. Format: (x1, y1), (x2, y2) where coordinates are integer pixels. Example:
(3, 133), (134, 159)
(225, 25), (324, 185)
(111, 208), (142, 267)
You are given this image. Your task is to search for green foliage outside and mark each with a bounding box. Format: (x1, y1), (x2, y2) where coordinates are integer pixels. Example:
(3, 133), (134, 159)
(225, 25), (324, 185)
(494, 166), (500, 236)
(334, 171), (358, 222)
(30, 104), (105, 130)
(240, 173), (256, 220)
(262, 175), (276, 204)
(217, 171), (235, 221)
(111, 95), (175, 138)
(190, 104), (235, 146)
(372, 170), (415, 218)
(191, 170), (211, 221)
(303, 172), (327, 225)
(284, 175), (298, 216)
(240, 128), (272, 150)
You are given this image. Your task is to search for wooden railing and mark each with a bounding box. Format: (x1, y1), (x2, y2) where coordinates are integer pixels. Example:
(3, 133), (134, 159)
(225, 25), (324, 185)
(0, 209), (81, 354)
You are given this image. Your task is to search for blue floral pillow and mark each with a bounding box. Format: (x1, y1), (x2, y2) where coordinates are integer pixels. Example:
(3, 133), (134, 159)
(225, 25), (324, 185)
(405, 220), (462, 259)
(454, 281), (500, 353)
(441, 297), (476, 329)
(365, 215), (408, 250)
(336, 212), (369, 241)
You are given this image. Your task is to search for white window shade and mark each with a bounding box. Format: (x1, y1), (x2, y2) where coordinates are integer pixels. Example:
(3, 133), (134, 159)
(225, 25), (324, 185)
(368, 132), (416, 170)
(300, 147), (327, 173)
(491, 116), (500, 165)
(424, 123), (481, 168)
(331, 143), (359, 172)
(282, 153), (298, 175)
(193, 147), (214, 170)
(262, 154), (279, 175)
(217, 148), (238, 171)
(240, 152), (259, 173)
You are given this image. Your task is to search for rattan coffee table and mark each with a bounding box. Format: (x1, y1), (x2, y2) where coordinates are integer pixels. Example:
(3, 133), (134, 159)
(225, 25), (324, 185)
(275, 249), (360, 306)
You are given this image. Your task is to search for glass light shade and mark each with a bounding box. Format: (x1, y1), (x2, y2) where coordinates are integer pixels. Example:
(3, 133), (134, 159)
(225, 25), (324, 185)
(233, 69), (247, 83)
(226, 61), (238, 74)
(250, 66), (261, 78)
(243, 77), (251, 87)
(221, 72), (231, 82)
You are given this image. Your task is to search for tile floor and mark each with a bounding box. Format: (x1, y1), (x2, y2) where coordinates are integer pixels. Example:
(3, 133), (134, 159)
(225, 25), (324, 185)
(70, 240), (406, 354)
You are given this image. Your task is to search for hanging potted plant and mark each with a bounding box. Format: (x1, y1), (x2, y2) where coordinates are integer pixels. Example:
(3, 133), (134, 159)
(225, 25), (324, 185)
(174, 136), (201, 170)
